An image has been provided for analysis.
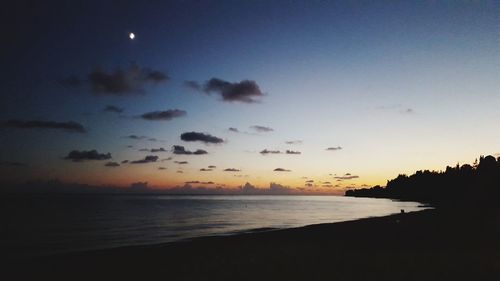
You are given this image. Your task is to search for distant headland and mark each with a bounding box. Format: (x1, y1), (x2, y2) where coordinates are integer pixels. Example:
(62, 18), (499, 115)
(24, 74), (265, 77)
(346, 155), (500, 206)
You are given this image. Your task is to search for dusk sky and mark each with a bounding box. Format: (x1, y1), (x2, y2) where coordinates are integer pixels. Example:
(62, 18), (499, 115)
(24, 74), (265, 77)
(1, 1), (498, 193)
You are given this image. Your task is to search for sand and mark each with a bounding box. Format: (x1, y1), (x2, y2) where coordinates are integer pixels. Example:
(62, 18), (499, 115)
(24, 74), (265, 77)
(8, 208), (500, 280)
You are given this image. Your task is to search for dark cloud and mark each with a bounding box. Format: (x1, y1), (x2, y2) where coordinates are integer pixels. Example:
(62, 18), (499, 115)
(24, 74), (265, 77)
(305, 183), (313, 187)
(334, 175), (359, 180)
(140, 109), (187, 121)
(158, 167), (167, 170)
(121, 160), (129, 163)
(180, 132), (224, 144)
(177, 170), (184, 173)
(250, 125), (274, 132)
(138, 148), (149, 152)
(224, 168), (241, 172)
(201, 181), (215, 185)
(286, 150), (301, 155)
(326, 146), (342, 151)
(260, 149), (281, 155)
(202, 78), (264, 103)
(162, 157), (173, 161)
(200, 168), (213, 171)
(172, 145), (208, 155)
(151, 148), (167, 153)
(274, 168), (291, 172)
(322, 184), (333, 188)
(130, 181), (149, 192)
(104, 162), (120, 167)
(2, 119), (86, 133)
(174, 161), (189, 165)
(103, 105), (124, 113)
(84, 64), (169, 95)
(185, 181), (200, 184)
(208, 165), (216, 169)
(285, 140), (302, 145)
(323, 181), (331, 184)
(228, 127), (239, 133)
(130, 155), (159, 164)
(184, 80), (201, 91)
(64, 150), (111, 162)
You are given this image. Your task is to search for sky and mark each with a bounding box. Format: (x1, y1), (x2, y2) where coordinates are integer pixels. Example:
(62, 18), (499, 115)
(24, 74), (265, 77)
(1, 0), (498, 194)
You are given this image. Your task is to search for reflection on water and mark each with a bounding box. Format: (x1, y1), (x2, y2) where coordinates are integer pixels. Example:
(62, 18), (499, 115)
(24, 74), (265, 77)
(0, 195), (426, 258)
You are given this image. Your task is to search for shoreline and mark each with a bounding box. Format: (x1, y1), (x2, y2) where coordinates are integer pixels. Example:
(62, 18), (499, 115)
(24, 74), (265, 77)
(10, 206), (500, 280)
(11, 207), (428, 262)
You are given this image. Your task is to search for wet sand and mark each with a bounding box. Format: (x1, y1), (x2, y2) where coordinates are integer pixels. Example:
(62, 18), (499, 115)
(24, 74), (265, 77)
(9, 208), (500, 280)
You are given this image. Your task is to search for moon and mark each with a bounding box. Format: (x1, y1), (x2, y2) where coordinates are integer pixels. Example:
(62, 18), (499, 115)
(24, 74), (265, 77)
(129, 32), (135, 40)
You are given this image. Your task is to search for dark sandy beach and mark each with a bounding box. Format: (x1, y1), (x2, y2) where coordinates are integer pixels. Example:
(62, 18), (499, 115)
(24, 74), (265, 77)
(8, 208), (500, 281)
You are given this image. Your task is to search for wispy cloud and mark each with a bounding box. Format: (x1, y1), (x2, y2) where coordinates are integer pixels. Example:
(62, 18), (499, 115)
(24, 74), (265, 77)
(140, 109), (187, 121)
(2, 120), (86, 133)
(250, 125), (274, 133)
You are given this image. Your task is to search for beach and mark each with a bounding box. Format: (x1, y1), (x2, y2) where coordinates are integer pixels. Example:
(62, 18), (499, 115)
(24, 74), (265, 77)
(11, 208), (500, 280)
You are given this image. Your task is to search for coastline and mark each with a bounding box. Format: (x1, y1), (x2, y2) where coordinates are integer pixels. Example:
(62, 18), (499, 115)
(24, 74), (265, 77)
(11, 207), (500, 280)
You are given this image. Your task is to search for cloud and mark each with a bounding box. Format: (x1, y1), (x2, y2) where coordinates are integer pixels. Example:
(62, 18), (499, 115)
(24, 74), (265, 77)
(130, 155), (159, 164)
(121, 160), (129, 163)
(224, 168), (241, 172)
(334, 174), (359, 180)
(174, 161), (188, 165)
(185, 181), (200, 184)
(200, 168), (213, 171)
(172, 145), (208, 155)
(158, 167), (167, 170)
(140, 109), (187, 121)
(180, 132), (223, 144)
(64, 150), (111, 162)
(162, 157), (172, 161)
(130, 181), (149, 191)
(274, 168), (291, 172)
(306, 180), (314, 183)
(250, 125), (273, 132)
(151, 148), (167, 152)
(285, 140), (302, 145)
(104, 162), (120, 167)
(2, 119), (86, 133)
(260, 149), (281, 155)
(202, 78), (264, 103)
(103, 105), (124, 113)
(208, 165), (216, 169)
(322, 184), (334, 188)
(326, 146), (342, 151)
(286, 150), (301, 155)
(184, 80), (201, 91)
(63, 64), (169, 96)
(228, 127), (239, 133)
(125, 135), (147, 140)
(177, 170), (183, 173)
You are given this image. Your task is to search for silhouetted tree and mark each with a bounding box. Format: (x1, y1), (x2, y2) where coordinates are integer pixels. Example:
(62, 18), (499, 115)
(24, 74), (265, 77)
(346, 155), (500, 206)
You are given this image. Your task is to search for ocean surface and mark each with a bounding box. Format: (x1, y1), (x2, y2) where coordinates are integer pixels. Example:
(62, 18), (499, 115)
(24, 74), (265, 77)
(1, 195), (426, 259)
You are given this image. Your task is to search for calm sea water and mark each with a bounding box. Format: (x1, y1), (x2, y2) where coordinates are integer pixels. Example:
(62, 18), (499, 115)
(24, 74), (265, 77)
(0, 195), (425, 259)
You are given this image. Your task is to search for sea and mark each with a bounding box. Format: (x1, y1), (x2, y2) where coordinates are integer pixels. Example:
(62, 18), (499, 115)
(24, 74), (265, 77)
(0, 194), (426, 259)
